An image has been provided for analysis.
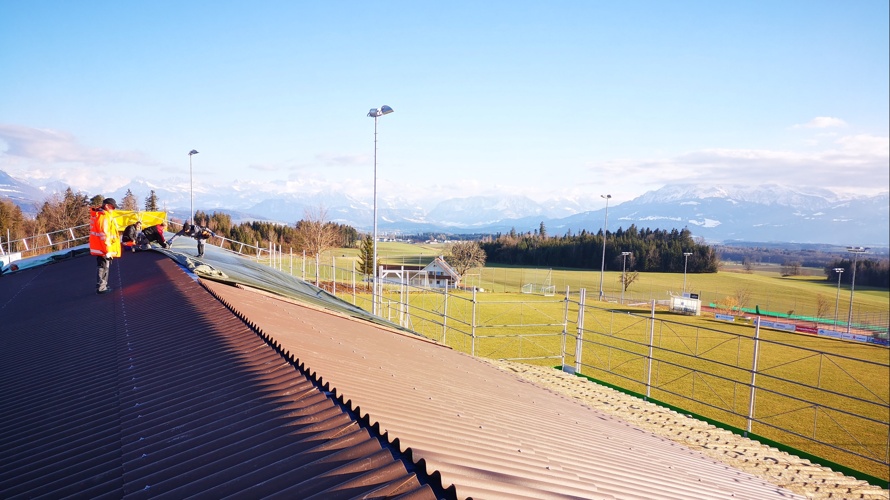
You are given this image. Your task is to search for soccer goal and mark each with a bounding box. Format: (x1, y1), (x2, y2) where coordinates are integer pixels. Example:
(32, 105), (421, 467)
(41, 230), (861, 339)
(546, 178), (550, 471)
(521, 269), (555, 296)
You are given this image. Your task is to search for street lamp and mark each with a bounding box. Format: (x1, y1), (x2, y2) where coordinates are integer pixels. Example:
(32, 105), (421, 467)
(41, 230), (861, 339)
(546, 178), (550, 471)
(683, 252), (693, 293)
(188, 149), (199, 224)
(832, 267), (844, 327)
(598, 194), (611, 300)
(621, 251), (631, 304)
(367, 105), (394, 316)
(846, 246), (868, 334)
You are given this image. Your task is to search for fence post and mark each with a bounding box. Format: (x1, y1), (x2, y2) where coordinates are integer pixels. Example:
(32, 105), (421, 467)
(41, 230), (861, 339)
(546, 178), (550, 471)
(399, 268), (405, 327)
(646, 300), (656, 400)
(746, 316), (762, 436)
(573, 288), (586, 374)
(302, 250), (306, 281)
(471, 287), (478, 357)
(315, 254), (320, 287)
(352, 260), (356, 305)
(332, 255), (337, 296)
(442, 287), (449, 344)
(561, 286), (570, 370)
(404, 270), (410, 329)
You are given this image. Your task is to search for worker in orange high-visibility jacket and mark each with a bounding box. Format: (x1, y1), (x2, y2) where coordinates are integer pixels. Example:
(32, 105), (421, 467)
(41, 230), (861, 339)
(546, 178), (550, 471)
(90, 198), (121, 294)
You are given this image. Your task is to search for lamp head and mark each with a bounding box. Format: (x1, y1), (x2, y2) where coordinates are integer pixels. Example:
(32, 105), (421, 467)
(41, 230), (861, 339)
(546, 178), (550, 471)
(189, 149), (199, 156)
(367, 105), (394, 118)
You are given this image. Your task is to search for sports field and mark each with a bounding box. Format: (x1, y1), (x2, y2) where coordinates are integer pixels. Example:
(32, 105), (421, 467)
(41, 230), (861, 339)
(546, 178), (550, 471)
(279, 242), (890, 481)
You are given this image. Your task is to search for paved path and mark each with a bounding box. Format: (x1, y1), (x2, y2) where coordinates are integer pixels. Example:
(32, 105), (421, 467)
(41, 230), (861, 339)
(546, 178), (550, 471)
(486, 360), (889, 500)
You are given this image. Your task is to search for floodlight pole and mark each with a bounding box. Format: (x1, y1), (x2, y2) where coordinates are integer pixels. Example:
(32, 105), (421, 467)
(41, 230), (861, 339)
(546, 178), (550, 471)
(832, 267), (844, 327)
(683, 252), (693, 293)
(188, 149), (199, 224)
(598, 194), (611, 300)
(621, 251), (631, 304)
(367, 105), (394, 316)
(846, 246), (868, 334)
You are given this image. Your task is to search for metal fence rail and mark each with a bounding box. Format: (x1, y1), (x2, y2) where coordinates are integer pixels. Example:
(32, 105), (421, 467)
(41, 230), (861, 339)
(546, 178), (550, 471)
(304, 259), (888, 481)
(1, 224), (89, 257)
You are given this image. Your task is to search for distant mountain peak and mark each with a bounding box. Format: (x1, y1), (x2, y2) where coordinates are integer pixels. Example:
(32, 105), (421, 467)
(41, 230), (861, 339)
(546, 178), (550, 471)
(634, 183), (846, 208)
(1, 169), (886, 246)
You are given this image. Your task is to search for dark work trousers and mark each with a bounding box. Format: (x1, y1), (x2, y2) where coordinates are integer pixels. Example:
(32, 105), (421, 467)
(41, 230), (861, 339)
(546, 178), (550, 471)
(96, 256), (111, 292)
(196, 239), (205, 257)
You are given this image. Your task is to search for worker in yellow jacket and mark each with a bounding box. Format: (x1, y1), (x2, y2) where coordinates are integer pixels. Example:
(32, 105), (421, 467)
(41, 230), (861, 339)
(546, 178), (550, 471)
(90, 198), (121, 294)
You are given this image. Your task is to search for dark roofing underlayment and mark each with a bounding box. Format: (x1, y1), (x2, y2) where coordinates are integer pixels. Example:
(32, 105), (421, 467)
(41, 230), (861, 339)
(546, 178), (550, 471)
(0, 250), (806, 499)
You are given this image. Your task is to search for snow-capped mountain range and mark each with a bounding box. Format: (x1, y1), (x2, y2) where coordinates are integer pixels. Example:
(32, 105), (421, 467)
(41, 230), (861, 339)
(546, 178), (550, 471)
(1, 169), (887, 247)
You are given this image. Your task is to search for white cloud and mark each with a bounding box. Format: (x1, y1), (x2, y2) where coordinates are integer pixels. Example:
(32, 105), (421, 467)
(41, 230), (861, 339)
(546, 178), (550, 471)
(588, 133), (889, 199)
(792, 117), (848, 129)
(0, 124), (152, 165)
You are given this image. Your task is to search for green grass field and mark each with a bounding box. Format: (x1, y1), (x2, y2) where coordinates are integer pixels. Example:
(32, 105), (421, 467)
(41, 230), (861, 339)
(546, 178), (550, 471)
(277, 242), (890, 482)
(318, 241), (889, 328)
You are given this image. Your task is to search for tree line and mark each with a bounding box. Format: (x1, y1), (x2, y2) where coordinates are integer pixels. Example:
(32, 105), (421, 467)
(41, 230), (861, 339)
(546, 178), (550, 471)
(0, 189), (358, 257)
(479, 224), (719, 274)
(823, 258), (889, 288)
(3, 190), (886, 289)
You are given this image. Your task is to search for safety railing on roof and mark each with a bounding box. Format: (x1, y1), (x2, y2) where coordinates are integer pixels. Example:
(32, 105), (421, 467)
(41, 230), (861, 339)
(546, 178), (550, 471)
(1, 221), (276, 264)
(1, 224), (90, 257)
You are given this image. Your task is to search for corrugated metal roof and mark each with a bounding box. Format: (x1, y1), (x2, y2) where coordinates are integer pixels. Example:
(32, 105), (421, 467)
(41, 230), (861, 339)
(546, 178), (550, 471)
(0, 252), (434, 499)
(0, 249), (809, 499)
(201, 280), (807, 499)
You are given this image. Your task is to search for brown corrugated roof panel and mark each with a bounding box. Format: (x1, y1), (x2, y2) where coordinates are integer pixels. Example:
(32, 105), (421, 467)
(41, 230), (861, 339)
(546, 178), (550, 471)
(202, 279), (807, 500)
(0, 252), (435, 499)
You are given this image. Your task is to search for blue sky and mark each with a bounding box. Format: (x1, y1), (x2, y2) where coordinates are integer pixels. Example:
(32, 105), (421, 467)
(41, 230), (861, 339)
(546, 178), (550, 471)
(1, 1), (888, 210)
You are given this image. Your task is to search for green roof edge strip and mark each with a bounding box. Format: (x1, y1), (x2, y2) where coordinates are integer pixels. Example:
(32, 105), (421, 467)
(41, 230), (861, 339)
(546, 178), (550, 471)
(554, 365), (888, 489)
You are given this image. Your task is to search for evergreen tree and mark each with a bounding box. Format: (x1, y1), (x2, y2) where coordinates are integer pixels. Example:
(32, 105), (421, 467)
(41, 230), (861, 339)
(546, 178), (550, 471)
(121, 189), (138, 211)
(144, 190), (159, 211)
(357, 235), (374, 276)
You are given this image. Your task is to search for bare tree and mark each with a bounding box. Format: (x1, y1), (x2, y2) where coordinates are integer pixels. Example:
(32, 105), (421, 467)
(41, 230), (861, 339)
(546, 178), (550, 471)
(445, 241), (487, 278)
(296, 205), (339, 258)
(0, 199), (27, 249)
(618, 271), (640, 291)
(815, 294), (830, 319)
(36, 188), (90, 238)
(716, 296), (740, 315)
(734, 286), (752, 311)
(781, 260), (801, 276)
